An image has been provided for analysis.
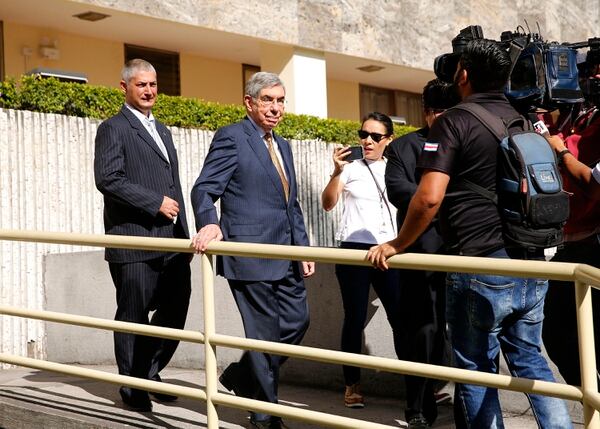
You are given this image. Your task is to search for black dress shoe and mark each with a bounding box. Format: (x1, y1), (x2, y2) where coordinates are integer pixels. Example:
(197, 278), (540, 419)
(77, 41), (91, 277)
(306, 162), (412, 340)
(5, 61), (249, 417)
(119, 387), (152, 412)
(250, 419), (271, 429)
(219, 363), (253, 398)
(249, 418), (288, 429)
(149, 374), (178, 402)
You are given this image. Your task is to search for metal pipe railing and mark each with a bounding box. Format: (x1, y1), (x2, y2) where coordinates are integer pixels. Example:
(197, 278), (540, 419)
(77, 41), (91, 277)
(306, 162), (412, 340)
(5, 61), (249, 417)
(0, 304), (204, 343)
(202, 252), (219, 428)
(576, 279), (600, 427)
(0, 229), (594, 281)
(1, 229), (600, 428)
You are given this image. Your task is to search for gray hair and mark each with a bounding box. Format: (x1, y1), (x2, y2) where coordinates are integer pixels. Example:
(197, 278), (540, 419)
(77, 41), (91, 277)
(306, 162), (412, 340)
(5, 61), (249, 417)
(121, 59), (156, 82)
(245, 72), (285, 99)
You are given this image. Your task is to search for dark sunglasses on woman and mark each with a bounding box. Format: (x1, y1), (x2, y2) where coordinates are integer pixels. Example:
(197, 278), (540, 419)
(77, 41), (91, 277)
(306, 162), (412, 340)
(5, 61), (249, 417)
(357, 130), (389, 143)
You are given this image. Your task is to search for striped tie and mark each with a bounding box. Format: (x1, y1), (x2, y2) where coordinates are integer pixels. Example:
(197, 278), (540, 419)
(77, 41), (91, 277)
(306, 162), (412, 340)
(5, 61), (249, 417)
(265, 133), (289, 202)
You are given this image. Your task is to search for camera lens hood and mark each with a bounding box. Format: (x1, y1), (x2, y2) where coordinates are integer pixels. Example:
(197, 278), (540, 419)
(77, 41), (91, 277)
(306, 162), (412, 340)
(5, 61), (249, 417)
(434, 53), (460, 83)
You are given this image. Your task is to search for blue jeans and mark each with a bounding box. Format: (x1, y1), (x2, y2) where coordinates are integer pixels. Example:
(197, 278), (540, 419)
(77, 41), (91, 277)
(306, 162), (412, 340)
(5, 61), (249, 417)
(446, 250), (572, 429)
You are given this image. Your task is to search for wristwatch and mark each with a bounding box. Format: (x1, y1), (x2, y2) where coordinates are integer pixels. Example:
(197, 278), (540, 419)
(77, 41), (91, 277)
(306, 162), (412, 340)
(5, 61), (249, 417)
(557, 148), (571, 164)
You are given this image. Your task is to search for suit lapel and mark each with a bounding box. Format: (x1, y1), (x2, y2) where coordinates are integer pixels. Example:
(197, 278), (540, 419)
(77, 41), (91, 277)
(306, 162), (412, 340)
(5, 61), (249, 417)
(120, 106), (169, 163)
(243, 119), (288, 203)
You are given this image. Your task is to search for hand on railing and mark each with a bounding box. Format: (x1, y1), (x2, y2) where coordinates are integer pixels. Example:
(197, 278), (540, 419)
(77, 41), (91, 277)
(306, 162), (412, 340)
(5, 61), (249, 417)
(192, 224), (223, 253)
(367, 239), (404, 270)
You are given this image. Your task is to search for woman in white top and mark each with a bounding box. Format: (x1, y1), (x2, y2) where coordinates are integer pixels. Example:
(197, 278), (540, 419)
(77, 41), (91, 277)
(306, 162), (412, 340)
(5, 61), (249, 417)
(322, 112), (400, 409)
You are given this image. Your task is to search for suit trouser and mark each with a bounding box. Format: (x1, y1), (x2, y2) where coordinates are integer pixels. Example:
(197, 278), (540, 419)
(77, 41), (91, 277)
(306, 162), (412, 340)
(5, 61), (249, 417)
(227, 263), (309, 423)
(109, 254), (191, 381)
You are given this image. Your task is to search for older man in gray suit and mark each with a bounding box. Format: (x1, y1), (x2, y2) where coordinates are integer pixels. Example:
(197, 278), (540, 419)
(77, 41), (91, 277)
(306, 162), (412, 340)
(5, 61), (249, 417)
(94, 59), (191, 412)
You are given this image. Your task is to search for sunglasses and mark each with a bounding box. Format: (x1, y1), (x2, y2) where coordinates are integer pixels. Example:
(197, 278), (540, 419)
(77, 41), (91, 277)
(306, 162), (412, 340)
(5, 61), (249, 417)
(357, 130), (389, 143)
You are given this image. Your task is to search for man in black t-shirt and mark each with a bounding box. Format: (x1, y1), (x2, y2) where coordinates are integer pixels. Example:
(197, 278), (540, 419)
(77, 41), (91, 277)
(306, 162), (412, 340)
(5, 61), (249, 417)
(368, 39), (572, 428)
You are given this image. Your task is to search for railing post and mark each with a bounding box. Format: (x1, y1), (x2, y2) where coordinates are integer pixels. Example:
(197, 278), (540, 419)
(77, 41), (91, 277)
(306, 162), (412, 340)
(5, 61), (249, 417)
(202, 253), (219, 428)
(575, 279), (600, 429)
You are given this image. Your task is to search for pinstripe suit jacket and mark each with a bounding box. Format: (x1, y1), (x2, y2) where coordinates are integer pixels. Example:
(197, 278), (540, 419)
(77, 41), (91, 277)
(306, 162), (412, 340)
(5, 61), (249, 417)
(191, 117), (309, 282)
(94, 106), (189, 263)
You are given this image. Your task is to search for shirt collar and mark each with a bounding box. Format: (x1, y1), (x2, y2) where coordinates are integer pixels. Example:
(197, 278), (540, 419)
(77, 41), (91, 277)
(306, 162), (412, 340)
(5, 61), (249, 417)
(462, 91), (508, 104)
(246, 115), (272, 140)
(125, 103), (155, 124)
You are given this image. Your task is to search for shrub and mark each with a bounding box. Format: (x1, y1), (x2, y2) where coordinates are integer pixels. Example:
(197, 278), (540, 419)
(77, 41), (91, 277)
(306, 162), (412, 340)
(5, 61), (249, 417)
(0, 75), (417, 144)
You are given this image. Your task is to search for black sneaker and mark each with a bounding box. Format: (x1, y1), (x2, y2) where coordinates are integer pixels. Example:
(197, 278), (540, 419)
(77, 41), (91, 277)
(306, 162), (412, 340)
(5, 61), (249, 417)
(407, 413), (430, 429)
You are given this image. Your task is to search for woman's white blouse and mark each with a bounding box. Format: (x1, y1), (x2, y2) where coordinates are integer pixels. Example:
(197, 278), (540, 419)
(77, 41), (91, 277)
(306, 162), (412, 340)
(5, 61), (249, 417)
(335, 159), (397, 245)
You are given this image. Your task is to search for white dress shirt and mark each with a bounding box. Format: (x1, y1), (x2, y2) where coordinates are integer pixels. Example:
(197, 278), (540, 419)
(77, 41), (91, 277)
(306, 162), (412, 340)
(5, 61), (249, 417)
(125, 103), (170, 163)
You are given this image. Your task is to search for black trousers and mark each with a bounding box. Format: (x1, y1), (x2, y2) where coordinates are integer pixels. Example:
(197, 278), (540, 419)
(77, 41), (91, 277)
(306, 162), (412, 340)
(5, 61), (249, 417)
(109, 254), (191, 381)
(227, 263), (309, 423)
(335, 241), (444, 424)
(543, 238), (600, 386)
(398, 267), (446, 424)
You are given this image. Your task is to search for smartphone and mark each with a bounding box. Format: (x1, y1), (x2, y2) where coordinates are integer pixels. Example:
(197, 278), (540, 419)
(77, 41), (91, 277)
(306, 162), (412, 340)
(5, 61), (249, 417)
(346, 146), (364, 162)
(533, 120), (550, 137)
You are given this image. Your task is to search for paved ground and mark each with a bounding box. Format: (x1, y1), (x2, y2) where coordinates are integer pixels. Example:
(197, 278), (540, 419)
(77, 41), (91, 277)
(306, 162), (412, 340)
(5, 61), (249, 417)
(0, 365), (585, 428)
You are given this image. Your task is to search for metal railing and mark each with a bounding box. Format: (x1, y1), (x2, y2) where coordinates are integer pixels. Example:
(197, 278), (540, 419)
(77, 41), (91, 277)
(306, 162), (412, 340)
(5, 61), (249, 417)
(0, 229), (599, 428)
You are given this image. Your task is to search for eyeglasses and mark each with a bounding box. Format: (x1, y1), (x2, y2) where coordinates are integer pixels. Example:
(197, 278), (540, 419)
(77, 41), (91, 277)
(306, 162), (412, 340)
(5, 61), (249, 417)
(255, 96), (287, 108)
(357, 130), (390, 143)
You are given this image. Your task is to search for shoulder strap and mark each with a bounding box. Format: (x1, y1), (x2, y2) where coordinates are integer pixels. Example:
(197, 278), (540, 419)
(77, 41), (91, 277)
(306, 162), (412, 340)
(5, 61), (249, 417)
(451, 103), (507, 142)
(447, 103), (505, 204)
(457, 179), (498, 204)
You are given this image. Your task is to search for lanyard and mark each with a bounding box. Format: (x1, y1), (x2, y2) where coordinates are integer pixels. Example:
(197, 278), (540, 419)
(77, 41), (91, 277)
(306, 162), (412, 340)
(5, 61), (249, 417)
(362, 159), (395, 234)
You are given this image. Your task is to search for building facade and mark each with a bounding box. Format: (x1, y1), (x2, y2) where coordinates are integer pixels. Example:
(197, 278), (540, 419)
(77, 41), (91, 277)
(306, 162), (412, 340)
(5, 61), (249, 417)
(2, 0), (599, 126)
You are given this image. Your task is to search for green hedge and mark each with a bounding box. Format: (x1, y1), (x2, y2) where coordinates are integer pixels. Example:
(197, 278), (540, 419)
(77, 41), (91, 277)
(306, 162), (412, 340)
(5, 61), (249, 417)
(0, 75), (416, 144)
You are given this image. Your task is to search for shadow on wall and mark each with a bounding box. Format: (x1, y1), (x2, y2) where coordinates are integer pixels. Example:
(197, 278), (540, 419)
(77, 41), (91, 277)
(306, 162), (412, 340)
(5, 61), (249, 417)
(44, 250), (404, 397)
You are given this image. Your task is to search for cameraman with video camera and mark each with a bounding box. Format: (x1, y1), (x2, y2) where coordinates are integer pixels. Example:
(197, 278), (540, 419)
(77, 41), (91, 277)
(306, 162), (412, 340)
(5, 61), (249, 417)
(543, 51), (600, 388)
(368, 28), (572, 428)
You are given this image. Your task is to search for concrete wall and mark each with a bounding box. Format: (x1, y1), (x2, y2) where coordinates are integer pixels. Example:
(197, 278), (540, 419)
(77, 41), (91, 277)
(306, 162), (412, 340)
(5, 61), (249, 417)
(180, 54), (242, 105)
(75, 0), (600, 71)
(327, 79), (360, 121)
(3, 21), (123, 87)
(0, 106), (395, 391)
(2, 20), (363, 118)
(3, 22), (244, 105)
(43, 250), (402, 394)
(0, 108), (342, 366)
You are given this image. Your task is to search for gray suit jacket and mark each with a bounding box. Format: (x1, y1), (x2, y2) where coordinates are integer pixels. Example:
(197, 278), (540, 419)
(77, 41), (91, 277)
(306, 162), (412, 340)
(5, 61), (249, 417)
(94, 106), (189, 263)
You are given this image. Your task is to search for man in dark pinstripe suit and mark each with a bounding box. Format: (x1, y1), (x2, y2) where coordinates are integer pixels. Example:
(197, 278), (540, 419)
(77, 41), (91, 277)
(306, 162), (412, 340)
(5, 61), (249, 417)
(94, 59), (191, 412)
(191, 72), (314, 429)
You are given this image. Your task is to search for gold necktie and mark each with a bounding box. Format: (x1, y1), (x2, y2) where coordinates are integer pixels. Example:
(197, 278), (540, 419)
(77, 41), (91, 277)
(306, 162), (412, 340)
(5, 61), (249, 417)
(265, 133), (289, 202)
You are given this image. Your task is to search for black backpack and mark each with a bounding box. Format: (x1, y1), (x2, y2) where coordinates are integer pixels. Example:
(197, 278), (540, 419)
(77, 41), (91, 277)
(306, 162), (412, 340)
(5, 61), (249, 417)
(451, 103), (569, 251)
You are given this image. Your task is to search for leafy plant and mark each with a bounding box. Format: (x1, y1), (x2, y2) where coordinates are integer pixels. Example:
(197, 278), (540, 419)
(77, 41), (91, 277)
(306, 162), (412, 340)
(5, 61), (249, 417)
(0, 75), (417, 143)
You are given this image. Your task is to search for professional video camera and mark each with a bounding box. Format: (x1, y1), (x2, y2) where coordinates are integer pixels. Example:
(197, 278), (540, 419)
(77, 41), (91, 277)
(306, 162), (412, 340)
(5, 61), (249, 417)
(570, 37), (600, 106)
(503, 28), (583, 110)
(434, 25), (484, 83)
(434, 25), (585, 112)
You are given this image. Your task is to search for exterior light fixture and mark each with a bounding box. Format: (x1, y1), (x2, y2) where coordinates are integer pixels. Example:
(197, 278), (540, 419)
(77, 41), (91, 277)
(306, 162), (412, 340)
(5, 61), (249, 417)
(357, 65), (385, 72)
(73, 11), (110, 22)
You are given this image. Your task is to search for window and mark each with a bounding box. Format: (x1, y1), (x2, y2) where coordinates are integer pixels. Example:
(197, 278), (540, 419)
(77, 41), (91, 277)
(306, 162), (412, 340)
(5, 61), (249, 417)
(360, 85), (424, 127)
(242, 64), (260, 95)
(394, 89), (424, 127)
(124, 44), (180, 96)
